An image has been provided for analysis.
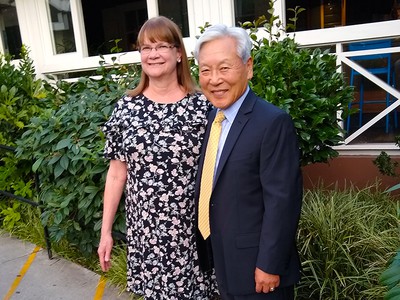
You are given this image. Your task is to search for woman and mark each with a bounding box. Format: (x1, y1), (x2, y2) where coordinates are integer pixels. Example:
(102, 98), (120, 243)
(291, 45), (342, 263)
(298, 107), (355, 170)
(97, 16), (218, 299)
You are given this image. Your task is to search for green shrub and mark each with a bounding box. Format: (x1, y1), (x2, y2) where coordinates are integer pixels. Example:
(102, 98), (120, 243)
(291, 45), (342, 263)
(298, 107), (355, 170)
(0, 46), (52, 227)
(242, 2), (353, 166)
(0, 200), (21, 230)
(250, 38), (353, 166)
(0, 46), (50, 145)
(296, 185), (399, 299)
(15, 58), (141, 254)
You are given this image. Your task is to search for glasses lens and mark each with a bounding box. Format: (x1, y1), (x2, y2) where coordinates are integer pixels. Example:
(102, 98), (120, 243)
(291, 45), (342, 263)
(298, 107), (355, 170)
(140, 46), (151, 54)
(140, 44), (174, 54)
(157, 45), (172, 53)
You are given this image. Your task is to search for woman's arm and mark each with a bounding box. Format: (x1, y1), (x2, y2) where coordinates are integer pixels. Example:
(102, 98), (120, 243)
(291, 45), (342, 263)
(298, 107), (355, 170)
(98, 159), (127, 272)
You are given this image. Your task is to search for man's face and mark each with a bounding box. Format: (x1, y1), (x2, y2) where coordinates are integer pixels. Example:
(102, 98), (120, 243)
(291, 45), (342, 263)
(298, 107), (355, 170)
(198, 37), (253, 109)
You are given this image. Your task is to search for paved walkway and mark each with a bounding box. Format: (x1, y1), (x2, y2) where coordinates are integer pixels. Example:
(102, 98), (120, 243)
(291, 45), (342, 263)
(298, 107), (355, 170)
(0, 233), (134, 300)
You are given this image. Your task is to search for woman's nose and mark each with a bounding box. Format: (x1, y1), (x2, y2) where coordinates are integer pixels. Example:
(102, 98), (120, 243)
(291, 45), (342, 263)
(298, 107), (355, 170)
(148, 48), (160, 58)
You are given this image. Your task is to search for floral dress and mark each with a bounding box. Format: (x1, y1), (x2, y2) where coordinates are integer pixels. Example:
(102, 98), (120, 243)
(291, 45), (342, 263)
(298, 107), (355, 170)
(103, 93), (217, 300)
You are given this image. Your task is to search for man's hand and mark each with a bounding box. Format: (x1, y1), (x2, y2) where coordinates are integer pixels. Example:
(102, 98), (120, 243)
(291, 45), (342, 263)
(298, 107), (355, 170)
(255, 267), (280, 293)
(97, 234), (113, 272)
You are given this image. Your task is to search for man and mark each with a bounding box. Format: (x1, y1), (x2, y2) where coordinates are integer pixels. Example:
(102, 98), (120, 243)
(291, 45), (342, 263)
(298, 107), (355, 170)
(194, 24), (303, 300)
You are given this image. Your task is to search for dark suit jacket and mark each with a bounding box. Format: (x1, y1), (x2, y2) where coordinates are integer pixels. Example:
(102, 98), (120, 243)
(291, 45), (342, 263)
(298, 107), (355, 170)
(195, 89), (303, 296)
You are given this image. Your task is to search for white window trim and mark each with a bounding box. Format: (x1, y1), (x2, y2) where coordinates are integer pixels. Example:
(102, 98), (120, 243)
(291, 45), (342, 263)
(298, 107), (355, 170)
(0, 12), (6, 54)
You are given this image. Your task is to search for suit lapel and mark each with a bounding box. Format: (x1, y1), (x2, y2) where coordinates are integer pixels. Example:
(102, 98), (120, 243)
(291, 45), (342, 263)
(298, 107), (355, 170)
(214, 91), (256, 184)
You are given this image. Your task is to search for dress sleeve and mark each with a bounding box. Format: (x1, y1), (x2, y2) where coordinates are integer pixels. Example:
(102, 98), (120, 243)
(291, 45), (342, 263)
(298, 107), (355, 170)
(102, 98), (126, 161)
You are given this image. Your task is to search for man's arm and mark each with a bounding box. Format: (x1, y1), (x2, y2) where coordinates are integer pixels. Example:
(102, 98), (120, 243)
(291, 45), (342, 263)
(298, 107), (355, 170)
(256, 112), (302, 274)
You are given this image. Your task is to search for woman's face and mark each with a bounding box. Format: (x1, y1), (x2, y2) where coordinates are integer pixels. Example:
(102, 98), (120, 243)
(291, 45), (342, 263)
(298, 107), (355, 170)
(140, 37), (182, 81)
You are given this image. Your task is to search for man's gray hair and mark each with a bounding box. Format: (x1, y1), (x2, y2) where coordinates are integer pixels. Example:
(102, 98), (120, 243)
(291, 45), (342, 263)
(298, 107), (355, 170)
(194, 24), (252, 63)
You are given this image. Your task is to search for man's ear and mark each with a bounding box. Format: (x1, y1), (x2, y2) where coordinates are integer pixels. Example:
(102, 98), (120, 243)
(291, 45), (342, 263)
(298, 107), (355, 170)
(246, 57), (254, 80)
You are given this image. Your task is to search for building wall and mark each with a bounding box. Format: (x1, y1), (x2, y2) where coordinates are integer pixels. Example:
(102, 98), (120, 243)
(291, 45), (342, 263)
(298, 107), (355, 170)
(303, 156), (400, 191)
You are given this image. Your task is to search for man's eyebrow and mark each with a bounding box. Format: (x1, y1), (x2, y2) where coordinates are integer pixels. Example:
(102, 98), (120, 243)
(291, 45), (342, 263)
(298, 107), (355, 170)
(199, 59), (231, 67)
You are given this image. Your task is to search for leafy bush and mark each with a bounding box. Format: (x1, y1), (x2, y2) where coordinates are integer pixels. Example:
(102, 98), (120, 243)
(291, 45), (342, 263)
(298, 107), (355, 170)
(296, 185), (399, 299)
(15, 58), (141, 254)
(373, 151), (398, 178)
(0, 46), (50, 145)
(0, 46), (52, 228)
(373, 135), (400, 192)
(251, 39), (353, 165)
(242, 2), (353, 166)
(0, 200), (21, 230)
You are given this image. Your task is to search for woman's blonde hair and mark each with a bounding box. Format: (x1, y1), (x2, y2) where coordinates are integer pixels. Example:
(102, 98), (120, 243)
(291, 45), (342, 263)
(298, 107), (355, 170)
(127, 16), (196, 97)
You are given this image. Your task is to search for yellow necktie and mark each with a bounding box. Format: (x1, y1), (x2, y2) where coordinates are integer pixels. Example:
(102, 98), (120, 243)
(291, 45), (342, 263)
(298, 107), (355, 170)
(198, 111), (225, 239)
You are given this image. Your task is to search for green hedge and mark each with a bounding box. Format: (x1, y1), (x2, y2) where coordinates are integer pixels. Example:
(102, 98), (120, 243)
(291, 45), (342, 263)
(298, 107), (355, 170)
(0, 47), (51, 222)
(14, 58), (140, 253)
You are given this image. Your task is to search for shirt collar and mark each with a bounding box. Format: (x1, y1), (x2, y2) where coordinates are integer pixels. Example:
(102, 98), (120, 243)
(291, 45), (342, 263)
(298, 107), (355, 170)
(219, 86), (250, 124)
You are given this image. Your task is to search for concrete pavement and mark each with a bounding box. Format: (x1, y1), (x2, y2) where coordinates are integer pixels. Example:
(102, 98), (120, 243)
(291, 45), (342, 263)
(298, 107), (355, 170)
(0, 233), (134, 300)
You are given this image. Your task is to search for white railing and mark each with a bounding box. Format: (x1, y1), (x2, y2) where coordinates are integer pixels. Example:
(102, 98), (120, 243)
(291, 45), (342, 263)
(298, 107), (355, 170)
(339, 48), (400, 145)
(288, 20), (400, 155)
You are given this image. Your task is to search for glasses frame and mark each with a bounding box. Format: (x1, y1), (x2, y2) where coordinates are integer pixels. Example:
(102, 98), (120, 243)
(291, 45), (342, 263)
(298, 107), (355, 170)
(139, 44), (177, 55)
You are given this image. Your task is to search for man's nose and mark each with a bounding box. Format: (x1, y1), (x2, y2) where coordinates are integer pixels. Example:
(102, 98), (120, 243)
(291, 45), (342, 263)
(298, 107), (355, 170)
(210, 71), (222, 85)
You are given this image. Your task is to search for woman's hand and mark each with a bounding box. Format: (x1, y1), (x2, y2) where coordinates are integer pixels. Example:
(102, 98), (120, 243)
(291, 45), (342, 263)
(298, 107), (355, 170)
(98, 234), (114, 272)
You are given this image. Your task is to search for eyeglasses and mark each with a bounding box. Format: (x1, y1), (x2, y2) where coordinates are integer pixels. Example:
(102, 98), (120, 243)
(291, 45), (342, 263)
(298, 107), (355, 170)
(139, 44), (176, 55)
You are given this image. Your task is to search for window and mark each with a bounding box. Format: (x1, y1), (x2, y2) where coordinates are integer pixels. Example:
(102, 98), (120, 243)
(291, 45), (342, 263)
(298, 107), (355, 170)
(0, 0), (22, 58)
(48, 0), (76, 54)
(158, 0), (189, 37)
(81, 0), (148, 56)
(286, 0), (397, 32)
(234, 0), (270, 25)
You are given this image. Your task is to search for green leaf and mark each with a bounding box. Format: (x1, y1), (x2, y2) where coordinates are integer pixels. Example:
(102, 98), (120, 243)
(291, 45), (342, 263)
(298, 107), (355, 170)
(54, 162), (64, 178)
(60, 198), (71, 208)
(73, 221), (82, 231)
(55, 138), (72, 150)
(92, 164), (108, 174)
(381, 266), (400, 287)
(78, 198), (91, 210)
(48, 155), (61, 165)
(386, 184), (400, 193)
(54, 211), (63, 225)
(59, 155), (69, 170)
(62, 207), (70, 216)
(93, 219), (102, 231)
(15, 121), (24, 128)
(385, 286), (400, 300)
(84, 185), (100, 194)
(80, 129), (95, 138)
(32, 157), (44, 172)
